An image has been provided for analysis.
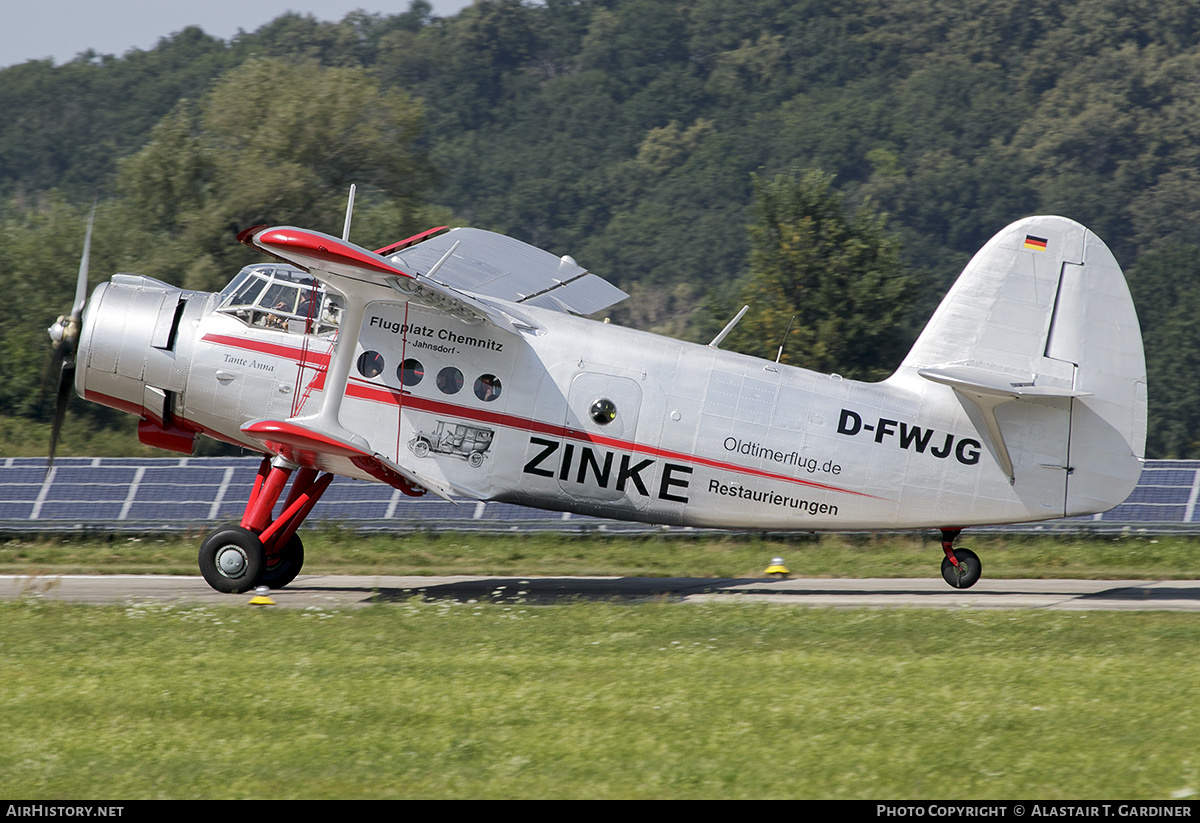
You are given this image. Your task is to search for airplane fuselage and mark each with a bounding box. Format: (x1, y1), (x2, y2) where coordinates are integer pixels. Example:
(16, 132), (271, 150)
(143, 294), (1066, 532)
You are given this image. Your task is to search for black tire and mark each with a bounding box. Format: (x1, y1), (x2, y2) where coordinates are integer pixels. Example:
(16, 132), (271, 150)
(940, 548), (982, 589)
(198, 526), (265, 594)
(260, 533), (305, 590)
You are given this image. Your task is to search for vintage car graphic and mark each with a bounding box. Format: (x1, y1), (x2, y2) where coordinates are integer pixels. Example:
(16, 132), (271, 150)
(408, 420), (495, 468)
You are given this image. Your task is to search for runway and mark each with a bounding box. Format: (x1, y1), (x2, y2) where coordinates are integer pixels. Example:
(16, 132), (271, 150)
(4, 573), (1200, 611)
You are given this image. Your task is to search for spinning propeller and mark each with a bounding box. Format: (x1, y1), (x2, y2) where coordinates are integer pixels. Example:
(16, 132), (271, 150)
(45, 202), (96, 475)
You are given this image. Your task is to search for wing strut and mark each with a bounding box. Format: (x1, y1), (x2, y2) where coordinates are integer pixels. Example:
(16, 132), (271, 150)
(292, 287), (372, 453)
(342, 184), (356, 241)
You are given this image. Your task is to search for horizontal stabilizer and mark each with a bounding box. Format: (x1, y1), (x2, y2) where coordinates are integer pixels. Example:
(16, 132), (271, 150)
(918, 364), (1089, 483)
(918, 365), (1090, 399)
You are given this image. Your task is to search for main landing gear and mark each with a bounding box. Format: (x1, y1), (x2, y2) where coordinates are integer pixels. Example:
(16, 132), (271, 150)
(198, 457), (333, 593)
(938, 528), (982, 589)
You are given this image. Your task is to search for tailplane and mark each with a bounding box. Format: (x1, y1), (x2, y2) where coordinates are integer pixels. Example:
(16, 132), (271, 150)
(891, 216), (1146, 516)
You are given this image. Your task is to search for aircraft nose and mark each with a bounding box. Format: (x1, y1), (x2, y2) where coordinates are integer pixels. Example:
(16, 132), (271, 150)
(76, 275), (190, 421)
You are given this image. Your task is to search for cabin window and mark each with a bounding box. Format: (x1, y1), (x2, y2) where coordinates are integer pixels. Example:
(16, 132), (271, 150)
(357, 351), (384, 378)
(436, 366), (464, 394)
(590, 398), (617, 425)
(474, 374), (502, 402)
(399, 358), (424, 386)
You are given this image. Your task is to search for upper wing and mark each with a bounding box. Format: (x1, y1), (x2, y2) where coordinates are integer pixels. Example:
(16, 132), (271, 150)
(385, 227), (628, 316)
(238, 224), (533, 331)
(239, 224), (627, 327)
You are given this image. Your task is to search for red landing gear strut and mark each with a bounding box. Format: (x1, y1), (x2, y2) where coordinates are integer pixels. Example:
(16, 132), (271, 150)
(938, 527), (982, 589)
(198, 457), (334, 594)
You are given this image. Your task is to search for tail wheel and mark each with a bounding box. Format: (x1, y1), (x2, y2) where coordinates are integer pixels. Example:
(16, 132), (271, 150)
(199, 526), (265, 593)
(940, 548), (982, 589)
(260, 534), (305, 590)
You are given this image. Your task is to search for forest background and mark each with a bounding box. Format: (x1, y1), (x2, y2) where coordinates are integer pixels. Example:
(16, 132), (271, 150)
(3, 0), (1199, 458)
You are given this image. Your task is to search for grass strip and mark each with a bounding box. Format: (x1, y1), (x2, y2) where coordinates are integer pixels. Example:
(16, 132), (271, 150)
(1, 599), (1198, 799)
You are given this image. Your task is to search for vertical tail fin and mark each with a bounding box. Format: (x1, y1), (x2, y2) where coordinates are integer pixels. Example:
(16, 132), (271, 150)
(892, 216), (1146, 515)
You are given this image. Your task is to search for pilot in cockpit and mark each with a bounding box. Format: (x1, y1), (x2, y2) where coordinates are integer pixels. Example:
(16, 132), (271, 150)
(217, 264), (342, 336)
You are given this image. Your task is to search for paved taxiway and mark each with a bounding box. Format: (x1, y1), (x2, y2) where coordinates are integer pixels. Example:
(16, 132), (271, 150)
(3, 574), (1199, 611)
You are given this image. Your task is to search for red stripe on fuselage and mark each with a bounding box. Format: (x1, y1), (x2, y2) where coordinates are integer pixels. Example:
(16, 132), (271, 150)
(344, 379), (874, 498)
(202, 332), (875, 499)
(202, 333), (332, 365)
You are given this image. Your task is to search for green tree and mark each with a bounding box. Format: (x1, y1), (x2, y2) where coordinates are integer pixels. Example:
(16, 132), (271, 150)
(719, 169), (915, 380)
(0, 26), (239, 200)
(1126, 243), (1200, 458)
(114, 57), (435, 291)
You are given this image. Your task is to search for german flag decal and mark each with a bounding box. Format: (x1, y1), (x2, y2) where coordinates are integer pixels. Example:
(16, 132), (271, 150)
(1023, 235), (1049, 251)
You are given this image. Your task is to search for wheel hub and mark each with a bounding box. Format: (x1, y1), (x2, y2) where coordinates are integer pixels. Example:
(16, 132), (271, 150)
(215, 545), (248, 578)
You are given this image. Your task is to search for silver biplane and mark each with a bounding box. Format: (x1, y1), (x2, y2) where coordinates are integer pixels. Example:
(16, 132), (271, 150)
(47, 202), (1146, 593)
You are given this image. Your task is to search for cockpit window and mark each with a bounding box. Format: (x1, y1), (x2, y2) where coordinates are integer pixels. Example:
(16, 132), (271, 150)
(218, 268), (254, 302)
(261, 282), (300, 314)
(217, 265), (341, 335)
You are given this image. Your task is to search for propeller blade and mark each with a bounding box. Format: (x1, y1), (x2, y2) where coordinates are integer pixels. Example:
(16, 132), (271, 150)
(71, 200), (96, 320)
(46, 200), (96, 478)
(47, 358), (75, 477)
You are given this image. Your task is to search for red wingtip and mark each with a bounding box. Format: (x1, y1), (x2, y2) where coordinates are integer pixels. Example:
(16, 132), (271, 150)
(237, 224), (270, 247)
(248, 226), (411, 278)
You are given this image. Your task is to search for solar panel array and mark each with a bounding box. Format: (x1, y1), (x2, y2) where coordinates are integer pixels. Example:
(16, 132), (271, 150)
(1, 456), (1196, 533)
(0, 456), (620, 533)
